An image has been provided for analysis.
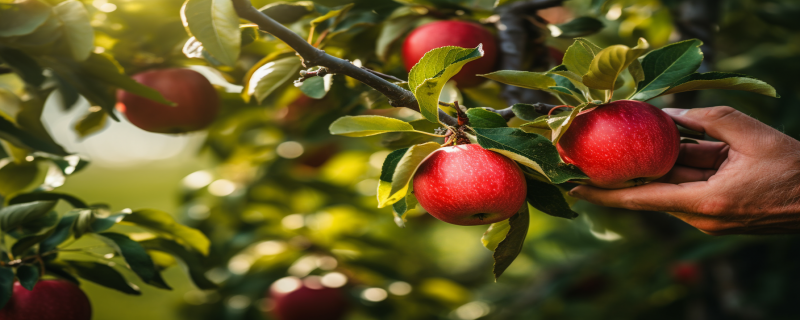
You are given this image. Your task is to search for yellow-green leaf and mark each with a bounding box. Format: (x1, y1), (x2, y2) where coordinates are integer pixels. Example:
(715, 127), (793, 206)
(583, 38), (649, 91)
(378, 142), (439, 208)
(479, 70), (556, 92)
(182, 0), (241, 67)
(563, 38), (603, 77)
(408, 45), (484, 123)
(330, 116), (440, 137)
(659, 72), (779, 98)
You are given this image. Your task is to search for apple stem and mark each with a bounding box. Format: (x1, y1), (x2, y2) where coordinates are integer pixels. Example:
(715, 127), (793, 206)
(547, 105), (574, 116)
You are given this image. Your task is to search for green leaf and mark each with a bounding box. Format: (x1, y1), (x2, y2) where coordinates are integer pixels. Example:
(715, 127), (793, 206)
(381, 119), (440, 149)
(548, 67), (590, 98)
(81, 53), (173, 106)
(525, 178), (578, 219)
(138, 238), (216, 290)
(479, 70), (557, 92)
(582, 38), (649, 91)
(658, 72), (779, 98)
(52, 0), (93, 61)
(472, 127), (587, 184)
(64, 260), (141, 295)
(250, 56), (302, 103)
(97, 232), (171, 290)
(258, 1), (314, 24)
(39, 215), (77, 254)
(466, 108), (507, 128)
(299, 74), (333, 99)
(330, 115), (439, 137)
(490, 205), (529, 280)
(90, 213), (125, 234)
(481, 218), (510, 252)
(0, 161), (39, 197)
(0, 0), (51, 37)
(550, 17), (604, 38)
(16, 265), (39, 291)
(43, 262), (79, 284)
(0, 201), (57, 233)
(549, 102), (598, 144)
(549, 86), (585, 106)
(377, 142), (439, 208)
(0, 109), (69, 156)
(73, 108), (108, 139)
(631, 39), (704, 101)
(408, 45), (484, 123)
(122, 209), (210, 256)
(511, 103), (544, 121)
(309, 3), (354, 29)
(12, 228), (55, 257)
(391, 189), (417, 228)
(181, 0), (241, 67)
(0, 47), (45, 87)
(628, 59), (645, 91)
(376, 15), (417, 61)
(563, 38), (603, 77)
(9, 192), (88, 208)
(0, 267), (14, 309)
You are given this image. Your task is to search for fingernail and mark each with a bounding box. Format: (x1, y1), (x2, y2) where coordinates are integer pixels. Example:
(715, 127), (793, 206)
(662, 108), (689, 116)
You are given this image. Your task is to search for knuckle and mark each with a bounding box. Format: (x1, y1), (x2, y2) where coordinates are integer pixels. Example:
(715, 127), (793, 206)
(706, 106), (738, 120)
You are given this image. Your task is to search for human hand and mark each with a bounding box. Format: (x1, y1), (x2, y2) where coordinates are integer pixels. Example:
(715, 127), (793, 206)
(569, 106), (800, 235)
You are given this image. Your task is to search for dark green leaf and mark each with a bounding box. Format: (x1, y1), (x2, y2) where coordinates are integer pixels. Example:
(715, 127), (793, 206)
(511, 103), (544, 121)
(0, 47), (45, 87)
(9, 192), (88, 208)
(632, 39), (704, 101)
(299, 74), (332, 99)
(259, 1), (313, 24)
(15, 265), (39, 290)
(379, 148), (409, 183)
(491, 205), (529, 280)
(472, 128), (587, 184)
(70, 209), (94, 239)
(43, 262), (79, 284)
(39, 215), (78, 254)
(466, 108), (507, 128)
(0, 267), (14, 309)
(376, 15), (417, 60)
(551, 17), (604, 38)
(138, 238), (216, 290)
(0, 116), (69, 156)
(525, 177), (578, 219)
(122, 209), (210, 255)
(659, 72), (779, 99)
(90, 214), (125, 234)
(53, 73), (80, 110)
(8, 210), (57, 239)
(12, 228), (55, 257)
(97, 232), (171, 290)
(0, 201), (57, 232)
(64, 260), (141, 295)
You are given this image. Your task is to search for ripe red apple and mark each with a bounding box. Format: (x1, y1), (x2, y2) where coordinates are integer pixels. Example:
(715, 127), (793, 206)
(670, 261), (701, 285)
(116, 68), (219, 134)
(412, 144), (527, 225)
(269, 277), (349, 320)
(556, 100), (680, 189)
(402, 20), (498, 87)
(0, 280), (92, 320)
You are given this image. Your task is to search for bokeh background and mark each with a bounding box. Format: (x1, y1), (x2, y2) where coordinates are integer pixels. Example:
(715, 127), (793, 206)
(5, 0), (800, 319)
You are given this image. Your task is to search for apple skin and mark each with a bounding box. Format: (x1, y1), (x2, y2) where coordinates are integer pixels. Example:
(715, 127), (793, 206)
(0, 280), (92, 320)
(402, 20), (498, 87)
(116, 68), (219, 134)
(412, 144), (527, 226)
(670, 261), (701, 285)
(269, 280), (349, 320)
(556, 100), (680, 189)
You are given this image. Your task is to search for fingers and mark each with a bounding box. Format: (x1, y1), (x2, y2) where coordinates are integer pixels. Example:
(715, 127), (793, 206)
(569, 182), (710, 213)
(676, 141), (729, 169)
(655, 166), (717, 184)
(663, 107), (770, 145)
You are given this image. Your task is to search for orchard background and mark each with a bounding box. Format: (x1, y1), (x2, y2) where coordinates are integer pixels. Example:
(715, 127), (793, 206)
(1, 0), (800, 319)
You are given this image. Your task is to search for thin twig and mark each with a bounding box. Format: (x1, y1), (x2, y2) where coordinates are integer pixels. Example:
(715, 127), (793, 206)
(361, 67), (405, 83)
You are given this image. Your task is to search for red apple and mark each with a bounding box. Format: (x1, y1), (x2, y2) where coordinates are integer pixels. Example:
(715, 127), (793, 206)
(402, 20), (498, 87)
(269, 277), (349, 320)
(116, 68), (219, 134)
(670, 261), (701, 285)
(0, 280), (92, 320)
(556, 100), (680, 189)
(412, 144), (527, 225)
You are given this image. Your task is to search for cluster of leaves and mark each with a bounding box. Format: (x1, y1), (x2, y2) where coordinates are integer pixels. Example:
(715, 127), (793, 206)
(0, 192), (214, 309)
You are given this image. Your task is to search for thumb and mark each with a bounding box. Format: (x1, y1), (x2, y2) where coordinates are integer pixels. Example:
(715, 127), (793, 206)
(663, 106), (772, 145)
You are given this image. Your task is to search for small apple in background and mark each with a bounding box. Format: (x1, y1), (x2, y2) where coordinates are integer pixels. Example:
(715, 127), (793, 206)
(556, 100), (680, 189)
(0, 280), (92, 320)
(116, 68), (219, 134)
(670, 261), (702, 285)
(402, 20), (498, 87)
(269, 276), (349, 320)
(412, 144), (527, 225)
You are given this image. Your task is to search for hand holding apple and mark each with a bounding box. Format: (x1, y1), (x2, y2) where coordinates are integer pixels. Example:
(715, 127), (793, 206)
(569, 106), (800, 235)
